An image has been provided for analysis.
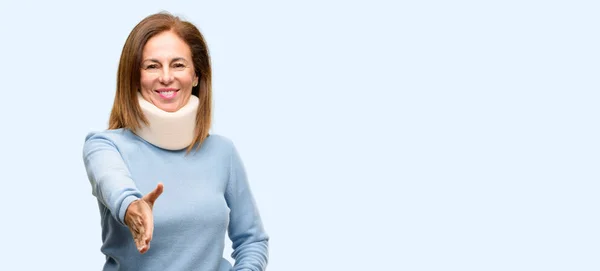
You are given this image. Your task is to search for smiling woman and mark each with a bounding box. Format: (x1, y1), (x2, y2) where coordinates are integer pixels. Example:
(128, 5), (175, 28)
(108, 12), (213, 152)
(82, 11), (269, 271)
(139, 30), (198, 112)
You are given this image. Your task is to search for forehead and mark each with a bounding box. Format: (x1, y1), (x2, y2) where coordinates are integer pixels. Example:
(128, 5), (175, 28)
(142, 30), (192, 59)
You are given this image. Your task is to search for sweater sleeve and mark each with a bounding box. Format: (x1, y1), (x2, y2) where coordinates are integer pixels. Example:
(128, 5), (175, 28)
(225, 143), (269, 271)
(82, 132), (143, 226)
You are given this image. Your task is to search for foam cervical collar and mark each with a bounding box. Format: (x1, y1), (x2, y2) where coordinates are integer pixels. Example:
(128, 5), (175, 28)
(134, 92), (199, 150)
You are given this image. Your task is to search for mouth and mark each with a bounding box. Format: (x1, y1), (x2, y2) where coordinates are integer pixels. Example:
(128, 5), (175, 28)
(155, 88), (179, 99)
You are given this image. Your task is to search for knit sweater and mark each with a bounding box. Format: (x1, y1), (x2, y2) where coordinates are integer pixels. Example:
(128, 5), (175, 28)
(82, 128), (269, 271)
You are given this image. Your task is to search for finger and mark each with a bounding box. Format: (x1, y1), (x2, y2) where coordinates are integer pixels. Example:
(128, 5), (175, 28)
(146, 221), (153, 244)
(137, 236), (147, 253)
(144, 183), (164, 205)
(131, 229), (142, 252)
(144, 214), (154, 248)
(139, 230), (151, 254)
(137, 213), (153, 253)
(139, 243), (148, 254)
(136, 237), (145, 253)
(135, 222), (147, 252)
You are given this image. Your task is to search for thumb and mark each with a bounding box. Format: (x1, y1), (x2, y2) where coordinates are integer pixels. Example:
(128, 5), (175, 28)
(144, 183), (164, 205)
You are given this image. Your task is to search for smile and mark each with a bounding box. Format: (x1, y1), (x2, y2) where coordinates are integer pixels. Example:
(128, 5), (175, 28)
(155, 88), (179, 99)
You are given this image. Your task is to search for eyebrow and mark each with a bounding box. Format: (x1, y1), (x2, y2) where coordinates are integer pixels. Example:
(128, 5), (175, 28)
(142, 57), (189, 63)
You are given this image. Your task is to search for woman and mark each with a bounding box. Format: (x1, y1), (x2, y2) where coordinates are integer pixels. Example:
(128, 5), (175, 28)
(82, 12), (269, 271)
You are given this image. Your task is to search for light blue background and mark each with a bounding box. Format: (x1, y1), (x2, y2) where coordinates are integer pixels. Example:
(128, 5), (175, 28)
(0, 1), (598, 270)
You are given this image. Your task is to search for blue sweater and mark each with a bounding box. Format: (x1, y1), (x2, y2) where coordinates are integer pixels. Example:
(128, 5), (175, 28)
(82, 129), (269, 271)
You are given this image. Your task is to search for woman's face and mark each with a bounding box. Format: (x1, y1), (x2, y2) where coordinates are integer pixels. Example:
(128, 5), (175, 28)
(139, 30), (198, 112)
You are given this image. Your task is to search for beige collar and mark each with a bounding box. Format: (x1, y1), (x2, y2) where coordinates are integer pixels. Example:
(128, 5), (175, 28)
(133, 92), (198, 150)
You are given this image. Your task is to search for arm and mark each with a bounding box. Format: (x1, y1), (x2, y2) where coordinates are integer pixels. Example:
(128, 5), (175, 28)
(82, 132), (143, 226)
(225, 143), (269, 271)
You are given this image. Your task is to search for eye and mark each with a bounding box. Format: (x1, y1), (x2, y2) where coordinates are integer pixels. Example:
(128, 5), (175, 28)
(145, 64), (159, 70)
(173, 63), (186, 69)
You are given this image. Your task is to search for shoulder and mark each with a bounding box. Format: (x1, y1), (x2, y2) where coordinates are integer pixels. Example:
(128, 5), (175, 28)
(85, 128), (127, 141)
(200, 133), (240, 155)
(82, 128), (140, 153)
(205, 133), (234, 147)
(84, 128), (137, 145)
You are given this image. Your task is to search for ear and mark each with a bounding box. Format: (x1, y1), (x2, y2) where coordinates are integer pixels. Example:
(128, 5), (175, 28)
(193, 75), (199, 87)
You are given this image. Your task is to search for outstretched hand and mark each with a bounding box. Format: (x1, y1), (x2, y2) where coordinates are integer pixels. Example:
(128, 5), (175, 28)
(124, 183), (164, 254)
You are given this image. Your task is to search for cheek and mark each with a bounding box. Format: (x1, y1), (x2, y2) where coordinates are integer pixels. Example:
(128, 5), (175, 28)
(187, 71), (196, 83)
(140, 74), (155, 89)
(180, 72), (196, 86)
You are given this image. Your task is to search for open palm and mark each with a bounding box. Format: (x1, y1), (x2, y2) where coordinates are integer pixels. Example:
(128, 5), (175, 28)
(124, 183), (164, 254)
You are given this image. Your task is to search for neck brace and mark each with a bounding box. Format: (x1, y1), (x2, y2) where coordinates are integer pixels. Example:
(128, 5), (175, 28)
(133, 92), (198, 150)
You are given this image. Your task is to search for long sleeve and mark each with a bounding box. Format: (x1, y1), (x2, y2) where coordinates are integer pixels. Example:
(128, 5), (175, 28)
(82, 132), (143, 226)
(225, 143), (269, 271)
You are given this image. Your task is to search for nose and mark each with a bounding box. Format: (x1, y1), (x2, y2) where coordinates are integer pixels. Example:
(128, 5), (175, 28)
(158, 67), (174, 85)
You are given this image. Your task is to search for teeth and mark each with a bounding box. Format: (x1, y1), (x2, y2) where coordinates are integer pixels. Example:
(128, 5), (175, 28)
(158, 90), (175, 97)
